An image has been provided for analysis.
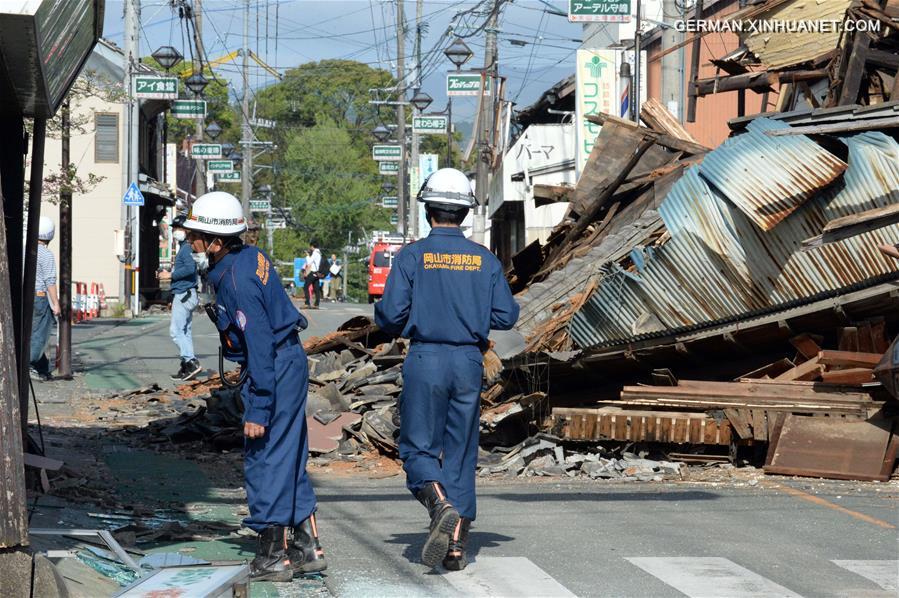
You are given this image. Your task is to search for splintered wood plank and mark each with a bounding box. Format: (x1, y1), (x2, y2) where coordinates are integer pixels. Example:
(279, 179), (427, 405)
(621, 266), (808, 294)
(820, 368), (875, 385)
(818, 350), (883, 369)
(790, 333), (823, 361)
(839, 327), (860, 352)
(737, 358), (795, 380)
(774, 356), (823, 382)
(724, 409), (753, 440)
(751, 410), (768, 442)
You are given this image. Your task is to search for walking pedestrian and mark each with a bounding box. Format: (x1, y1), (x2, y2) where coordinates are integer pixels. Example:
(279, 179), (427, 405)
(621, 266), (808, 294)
(303, 240), (323, 309)
(184, 192), (327, 581)
(374, 168), (519, 570)
(328, 254), (342, 302)
(169, 214), (202, 381)
(30, 216), (60, 381)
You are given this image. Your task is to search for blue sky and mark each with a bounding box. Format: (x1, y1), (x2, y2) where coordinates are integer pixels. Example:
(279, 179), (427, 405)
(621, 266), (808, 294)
(102, 1), (587, 123)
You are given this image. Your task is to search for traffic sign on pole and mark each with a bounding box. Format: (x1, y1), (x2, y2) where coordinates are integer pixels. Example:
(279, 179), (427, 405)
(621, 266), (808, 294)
(217, 171), (242, 182)
(122, 181), (145, 206)
(447, 72), (491, 97)
(568, 0), (631, 22)
(379, 161), (400, 174)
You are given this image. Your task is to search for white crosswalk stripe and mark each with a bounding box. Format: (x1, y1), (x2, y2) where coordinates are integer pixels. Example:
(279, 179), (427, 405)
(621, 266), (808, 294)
(831, 560), (899, 592)
(626, 557), (802, 598)
(443, 556), (577, 597)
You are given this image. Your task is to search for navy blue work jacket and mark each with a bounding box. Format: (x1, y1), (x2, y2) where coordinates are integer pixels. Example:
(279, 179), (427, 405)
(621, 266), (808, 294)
(374, 227), (519, 349)
(209, 244), (307, 426)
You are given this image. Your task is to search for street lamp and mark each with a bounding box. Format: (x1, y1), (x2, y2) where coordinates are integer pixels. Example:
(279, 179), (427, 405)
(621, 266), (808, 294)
(204, 121), (222, 140)
(410, 89), (433, 112)
(444, 38), (473, 69)
(221, 142), (235, 157)
(184, 72), (209, 96)
(372, 124), (391, 142)
(381, 180), (396, 193)
(152, 46), (183, 71)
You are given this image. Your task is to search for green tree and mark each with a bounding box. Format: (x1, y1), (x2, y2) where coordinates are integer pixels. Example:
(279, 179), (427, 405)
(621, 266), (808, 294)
(275, 120), (390, 257)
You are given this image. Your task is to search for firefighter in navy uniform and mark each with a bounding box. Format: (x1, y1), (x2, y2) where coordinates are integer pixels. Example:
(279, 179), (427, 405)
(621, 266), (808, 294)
(375, 168), (520, 570)
(183, 192), (327, 582)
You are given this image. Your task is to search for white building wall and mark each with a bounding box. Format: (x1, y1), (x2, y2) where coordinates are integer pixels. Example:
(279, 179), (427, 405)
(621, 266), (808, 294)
(40, 93), (125, 302)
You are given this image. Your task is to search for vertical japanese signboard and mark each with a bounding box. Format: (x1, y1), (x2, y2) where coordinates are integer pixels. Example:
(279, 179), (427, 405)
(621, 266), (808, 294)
(575, 49), (617, 176)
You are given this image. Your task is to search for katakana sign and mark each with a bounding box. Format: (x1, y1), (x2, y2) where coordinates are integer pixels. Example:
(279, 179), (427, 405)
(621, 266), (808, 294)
(171, 99), (206, 119)
(372, 144), (402, 161)
(134, 76), (178, 99)
(249, 200), (271, 212)
(446, 73), (491, 97)
(207, 160), (234, 173)
(380, 196), (398, 208)
(217, 171), (242, 182)
(412, 115), (448, 134)
(191, 143), (223, 159)
(568, 0), (631, 22)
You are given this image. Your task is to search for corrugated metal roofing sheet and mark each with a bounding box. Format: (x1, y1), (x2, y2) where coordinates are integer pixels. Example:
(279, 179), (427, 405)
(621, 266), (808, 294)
(737, 0), (852, 70)
(569, 130), (899, 351)
(699, 118), (847, 231)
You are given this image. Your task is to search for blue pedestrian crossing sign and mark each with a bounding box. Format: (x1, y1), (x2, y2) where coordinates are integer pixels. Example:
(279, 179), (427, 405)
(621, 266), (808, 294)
(123, 181), (145, 206)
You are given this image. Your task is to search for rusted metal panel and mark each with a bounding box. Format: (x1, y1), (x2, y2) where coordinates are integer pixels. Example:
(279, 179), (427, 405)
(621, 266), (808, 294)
(764, 413), (894, 481)
(699, 118), (847, 231)
(552, 406), (732, 445)
(568, 128), (899, 351)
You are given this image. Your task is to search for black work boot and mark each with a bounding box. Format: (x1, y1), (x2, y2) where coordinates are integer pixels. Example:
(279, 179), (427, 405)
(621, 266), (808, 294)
(250, 526), (293, 582)
(289, 513), (328, 575)
(416, 482), (460, 568)
(181, 358), (203, 381)
(170, 359), (186, 380)
(442, 518), (471, 571)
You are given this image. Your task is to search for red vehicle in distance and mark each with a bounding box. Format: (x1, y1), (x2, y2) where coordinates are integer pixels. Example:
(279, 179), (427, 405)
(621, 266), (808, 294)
(368, 234), (406, 303)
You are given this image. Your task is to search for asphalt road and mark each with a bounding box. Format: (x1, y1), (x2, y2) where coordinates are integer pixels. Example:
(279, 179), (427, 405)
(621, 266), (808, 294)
(310, 475), (898, 598)
(35, 301), (899, 597)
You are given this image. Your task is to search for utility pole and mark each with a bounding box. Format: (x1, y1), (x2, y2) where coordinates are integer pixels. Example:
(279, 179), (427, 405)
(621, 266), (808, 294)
(473, 0), (498, 246)
(661, 0), (684, 122)
(633, 0), (643, 123)
(241, 0), (252, 215)
(396, 0), (407, 238)
(124, 0), (141, 316)
(57, 100), (73, 379)
(409, 0), (423, 240)
(194, 0), (206, 195)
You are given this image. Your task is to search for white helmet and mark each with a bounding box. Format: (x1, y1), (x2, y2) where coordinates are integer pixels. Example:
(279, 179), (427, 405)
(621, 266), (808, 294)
(183, 191), (248, 236)
(417, 168), (476, 209)
(38, 216), (55, 241)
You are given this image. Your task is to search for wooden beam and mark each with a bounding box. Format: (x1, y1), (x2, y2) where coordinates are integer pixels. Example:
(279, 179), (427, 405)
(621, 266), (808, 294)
(824, 200), (899, 233)
(690, 70), (827, 97)
(838, 30), (872, 106)
(866, 47), (899, 71)
(818, 350), (883, 368)
(586, 113), (710, 155)
(790, 333), (823, 361)
(820, 368), (875, 384)
(766, 116), (899, 136)
(774, 356), (823, 382)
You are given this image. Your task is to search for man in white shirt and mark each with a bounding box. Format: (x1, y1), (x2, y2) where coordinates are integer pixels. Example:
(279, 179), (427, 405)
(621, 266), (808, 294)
(303, 240), (323, 309)
(32, 217), (61, 381)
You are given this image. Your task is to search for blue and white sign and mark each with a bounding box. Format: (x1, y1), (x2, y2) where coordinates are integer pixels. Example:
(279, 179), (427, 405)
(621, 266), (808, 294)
(418, 153), (440, 237)
(123, 181), (145, 206)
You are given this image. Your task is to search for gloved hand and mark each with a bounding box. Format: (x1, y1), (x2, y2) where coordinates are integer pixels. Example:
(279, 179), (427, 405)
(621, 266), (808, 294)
(482, 343), (503, 385)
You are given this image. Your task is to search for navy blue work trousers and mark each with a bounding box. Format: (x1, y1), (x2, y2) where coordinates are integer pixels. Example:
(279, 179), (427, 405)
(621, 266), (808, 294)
(242, 341), (316, 532)
(400, 342), (483, 520)
(30, 296), (54, 375)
